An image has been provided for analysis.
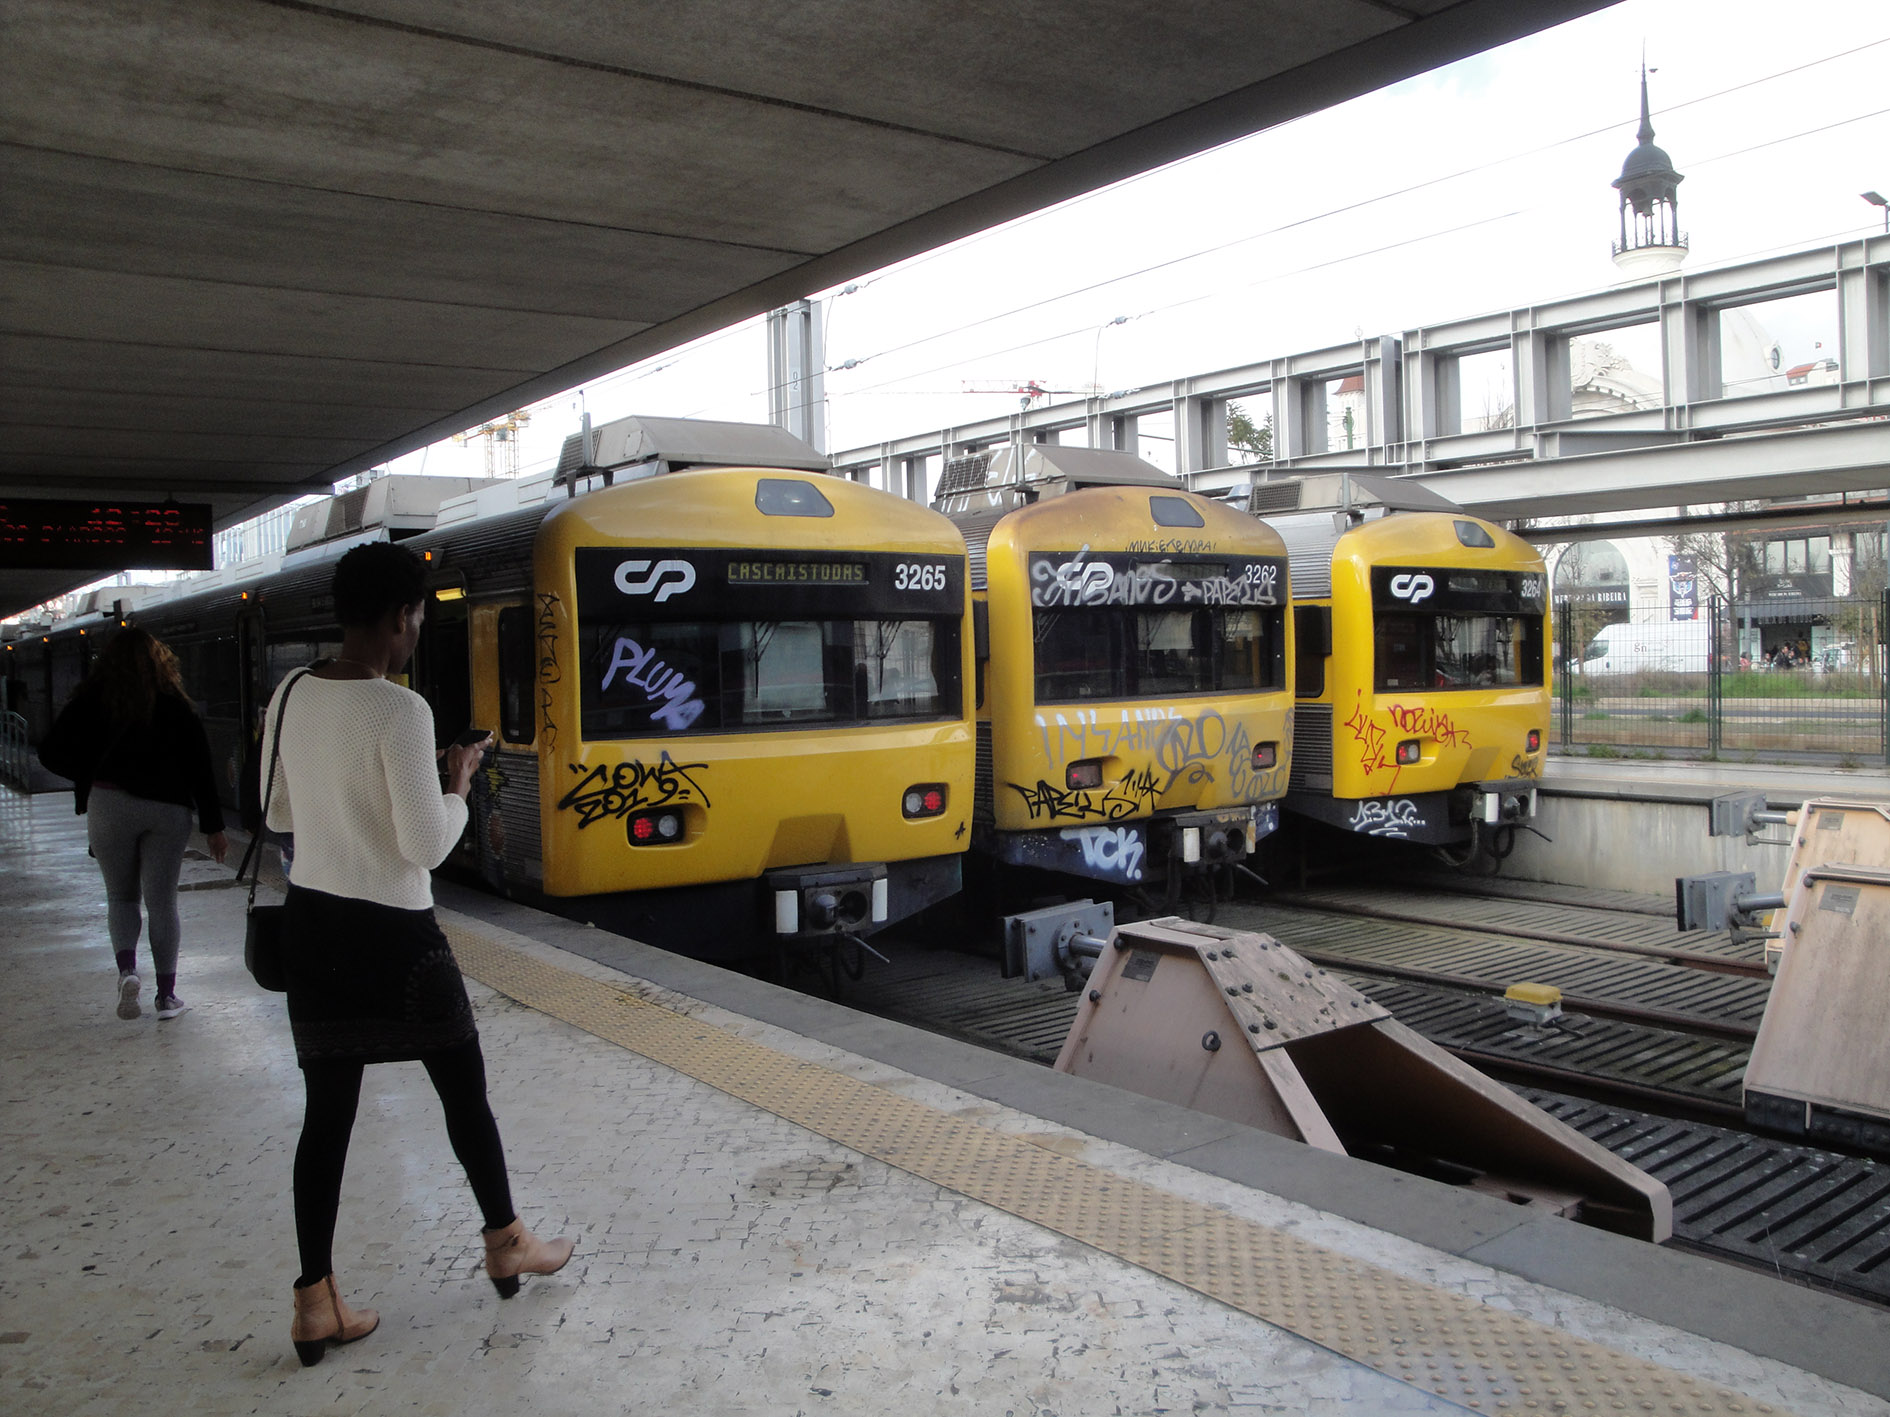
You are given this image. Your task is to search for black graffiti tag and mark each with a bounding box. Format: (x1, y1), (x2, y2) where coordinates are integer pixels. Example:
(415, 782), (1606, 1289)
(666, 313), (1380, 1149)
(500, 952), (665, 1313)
(536, 593), (562, 751)
(558, 754), (711, 833)
(1009, 767), (1159, 823)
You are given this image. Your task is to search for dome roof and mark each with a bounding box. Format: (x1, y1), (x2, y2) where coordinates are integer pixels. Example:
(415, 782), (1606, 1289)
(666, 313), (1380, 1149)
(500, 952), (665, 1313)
(1618, 139), (1679, 185)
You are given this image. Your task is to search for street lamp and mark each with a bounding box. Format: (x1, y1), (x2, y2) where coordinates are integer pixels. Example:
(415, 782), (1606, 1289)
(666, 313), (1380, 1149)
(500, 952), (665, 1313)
(1865, 191), (1888, 233)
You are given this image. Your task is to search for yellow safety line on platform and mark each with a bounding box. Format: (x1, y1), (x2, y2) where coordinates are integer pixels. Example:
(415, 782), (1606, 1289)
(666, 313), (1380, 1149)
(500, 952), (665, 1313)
(441, 912), (1788, 1416)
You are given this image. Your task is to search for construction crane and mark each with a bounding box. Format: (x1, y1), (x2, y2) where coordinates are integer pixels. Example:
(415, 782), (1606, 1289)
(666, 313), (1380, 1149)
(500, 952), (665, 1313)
(453, 410), (533, 478)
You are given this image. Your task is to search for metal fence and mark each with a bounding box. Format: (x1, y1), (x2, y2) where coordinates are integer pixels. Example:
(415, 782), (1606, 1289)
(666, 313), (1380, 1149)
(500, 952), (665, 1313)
(1554, 593), (1890, 766)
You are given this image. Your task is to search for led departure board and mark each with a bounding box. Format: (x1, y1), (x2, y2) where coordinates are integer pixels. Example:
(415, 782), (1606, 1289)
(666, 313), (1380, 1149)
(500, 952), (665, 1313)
(0, 499), (214, 571)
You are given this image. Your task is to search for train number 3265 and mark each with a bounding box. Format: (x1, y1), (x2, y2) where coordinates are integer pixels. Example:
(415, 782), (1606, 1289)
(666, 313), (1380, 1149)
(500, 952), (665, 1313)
(894, 562), (948, 592)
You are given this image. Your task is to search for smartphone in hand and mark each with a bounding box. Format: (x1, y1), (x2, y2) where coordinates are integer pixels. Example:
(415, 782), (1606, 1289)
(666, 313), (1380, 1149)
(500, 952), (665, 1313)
(454, 728), (494, 749)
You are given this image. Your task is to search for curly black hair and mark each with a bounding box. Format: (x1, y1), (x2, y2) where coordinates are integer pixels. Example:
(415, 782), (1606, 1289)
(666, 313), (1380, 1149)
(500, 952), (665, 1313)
(332, 541), (427, 628)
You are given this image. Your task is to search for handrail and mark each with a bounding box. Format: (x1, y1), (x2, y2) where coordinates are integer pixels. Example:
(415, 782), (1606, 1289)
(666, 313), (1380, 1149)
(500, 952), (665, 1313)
(0, 710), (29, 789)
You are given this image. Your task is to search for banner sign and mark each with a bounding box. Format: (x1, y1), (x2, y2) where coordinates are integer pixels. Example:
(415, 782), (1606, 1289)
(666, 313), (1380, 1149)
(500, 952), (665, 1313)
(1669, 555), (1698, 621)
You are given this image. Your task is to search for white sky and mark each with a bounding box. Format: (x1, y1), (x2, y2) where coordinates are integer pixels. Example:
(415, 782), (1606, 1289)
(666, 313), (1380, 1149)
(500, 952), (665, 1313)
(318, 0), (1890, 487)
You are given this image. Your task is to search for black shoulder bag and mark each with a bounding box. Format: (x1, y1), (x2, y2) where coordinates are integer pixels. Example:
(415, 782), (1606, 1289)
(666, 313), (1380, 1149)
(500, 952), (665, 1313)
(237, 669), (311, 992)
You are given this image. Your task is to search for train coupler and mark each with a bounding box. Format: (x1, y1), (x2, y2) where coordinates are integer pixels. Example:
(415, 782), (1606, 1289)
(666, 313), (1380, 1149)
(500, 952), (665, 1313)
(767, 864), (890, 939)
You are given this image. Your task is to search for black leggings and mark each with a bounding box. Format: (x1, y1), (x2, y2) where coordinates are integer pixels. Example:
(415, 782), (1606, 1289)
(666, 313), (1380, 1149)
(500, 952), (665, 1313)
(293, 1039), (516, 1285)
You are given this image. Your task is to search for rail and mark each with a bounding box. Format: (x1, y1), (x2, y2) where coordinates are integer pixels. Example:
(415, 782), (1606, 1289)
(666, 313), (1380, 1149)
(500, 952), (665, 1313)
(0, 711), (30, 789)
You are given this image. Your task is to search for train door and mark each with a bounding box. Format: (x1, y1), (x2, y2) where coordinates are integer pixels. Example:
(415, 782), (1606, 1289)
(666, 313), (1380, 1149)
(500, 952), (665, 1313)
(413, 592), (473, 748)
(236, 606), (267, 738)
(462, 598), (542, 891)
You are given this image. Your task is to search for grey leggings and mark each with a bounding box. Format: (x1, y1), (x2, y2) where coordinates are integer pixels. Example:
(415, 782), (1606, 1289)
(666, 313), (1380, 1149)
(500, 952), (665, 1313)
(87, 786), (194, 975)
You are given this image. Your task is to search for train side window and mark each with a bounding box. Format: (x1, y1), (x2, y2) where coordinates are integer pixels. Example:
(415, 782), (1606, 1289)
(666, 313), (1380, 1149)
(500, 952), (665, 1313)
(1374, 613), (1429, 690)
(496, 606), (534, 744)
(1294, 606), (1330, 698)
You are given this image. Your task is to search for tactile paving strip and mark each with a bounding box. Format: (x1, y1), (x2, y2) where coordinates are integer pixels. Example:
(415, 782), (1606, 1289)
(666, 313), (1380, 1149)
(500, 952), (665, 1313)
(441, 912), (1792, 1416)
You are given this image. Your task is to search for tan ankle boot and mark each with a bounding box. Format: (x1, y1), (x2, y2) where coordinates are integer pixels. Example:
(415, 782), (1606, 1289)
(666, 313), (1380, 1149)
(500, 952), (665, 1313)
(482, 1217), (575, 1298)
(290, 1273), (380, 1367)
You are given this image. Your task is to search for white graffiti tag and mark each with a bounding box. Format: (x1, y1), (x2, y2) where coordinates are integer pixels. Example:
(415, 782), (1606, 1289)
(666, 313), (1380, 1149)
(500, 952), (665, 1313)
(1347, 798), (1425, 838)
(1059, 825), (1146, 880)
(613, 558), (697, 602)
(601, 635), (705, 731)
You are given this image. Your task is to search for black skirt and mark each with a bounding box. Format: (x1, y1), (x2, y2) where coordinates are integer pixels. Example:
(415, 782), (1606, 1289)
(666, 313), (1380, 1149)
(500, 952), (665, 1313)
(283, 884), (478, 1065)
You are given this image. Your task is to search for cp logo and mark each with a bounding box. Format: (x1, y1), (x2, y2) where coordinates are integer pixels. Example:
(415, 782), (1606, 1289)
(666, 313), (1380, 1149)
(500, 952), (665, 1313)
(1390, 573), (1435, 604)
(614, 558), (697, 603)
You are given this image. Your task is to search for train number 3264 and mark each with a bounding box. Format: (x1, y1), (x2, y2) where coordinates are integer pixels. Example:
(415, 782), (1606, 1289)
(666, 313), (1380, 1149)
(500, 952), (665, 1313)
(894, 562), (948, 592)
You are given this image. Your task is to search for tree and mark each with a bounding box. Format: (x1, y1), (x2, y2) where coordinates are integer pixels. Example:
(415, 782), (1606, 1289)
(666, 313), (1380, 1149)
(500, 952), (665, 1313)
(1226, 401), (1274, 463)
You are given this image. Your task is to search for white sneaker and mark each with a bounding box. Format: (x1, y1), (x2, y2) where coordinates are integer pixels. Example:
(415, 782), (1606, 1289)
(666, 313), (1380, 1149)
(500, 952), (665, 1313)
(117, 972), (141, 1020)
(154, 994), (189, 1021)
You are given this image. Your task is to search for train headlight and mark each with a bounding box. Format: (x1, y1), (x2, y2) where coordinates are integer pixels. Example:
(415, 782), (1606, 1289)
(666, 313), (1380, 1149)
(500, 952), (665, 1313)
(1527, 729), (1541, 752)
(902, 784), (948, 818)
(1065, 760), (1103, 791)
(1252, 742), (1277, 770)
(1396, 739), (1422, 765)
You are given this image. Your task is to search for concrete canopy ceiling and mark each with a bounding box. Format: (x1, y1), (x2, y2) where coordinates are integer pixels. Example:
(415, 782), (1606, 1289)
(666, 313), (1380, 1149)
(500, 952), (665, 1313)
(0, 0), (1614, 617)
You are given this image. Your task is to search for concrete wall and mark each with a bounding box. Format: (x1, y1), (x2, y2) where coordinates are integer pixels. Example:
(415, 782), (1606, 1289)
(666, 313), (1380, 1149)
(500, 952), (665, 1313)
(1507, 760), (1890, 896)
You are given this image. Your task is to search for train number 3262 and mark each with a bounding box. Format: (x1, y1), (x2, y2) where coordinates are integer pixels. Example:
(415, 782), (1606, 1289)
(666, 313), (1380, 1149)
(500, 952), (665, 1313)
(894, 562), (948, 592)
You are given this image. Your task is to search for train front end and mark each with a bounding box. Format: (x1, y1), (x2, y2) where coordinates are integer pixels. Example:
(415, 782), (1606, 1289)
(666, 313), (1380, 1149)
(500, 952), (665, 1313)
(534, 468), (975, 963)
(979, 485), (1293, 906)
(1284, 510), (1549, 860)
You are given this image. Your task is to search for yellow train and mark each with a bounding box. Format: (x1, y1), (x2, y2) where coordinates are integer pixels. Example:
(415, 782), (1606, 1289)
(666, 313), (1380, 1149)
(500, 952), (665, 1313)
(507, 422), (976, 962)
(939, 445), (1294, 913)
(1268, 479), (1548, 863)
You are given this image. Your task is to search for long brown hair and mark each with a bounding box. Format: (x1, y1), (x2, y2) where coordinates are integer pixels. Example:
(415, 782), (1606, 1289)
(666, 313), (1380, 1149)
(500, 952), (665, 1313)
(87, 626), (187, 723)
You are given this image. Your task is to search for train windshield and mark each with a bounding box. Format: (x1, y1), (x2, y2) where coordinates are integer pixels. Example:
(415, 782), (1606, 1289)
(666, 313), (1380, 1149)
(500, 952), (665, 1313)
(1374, 612), (1544, 691)
(1034, 606), (1282, 702)
(578, 617), (959, 738)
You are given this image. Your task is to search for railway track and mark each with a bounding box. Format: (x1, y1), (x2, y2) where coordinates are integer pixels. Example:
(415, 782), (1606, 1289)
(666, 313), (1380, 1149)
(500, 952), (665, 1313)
(1216, 889), (1771, 1041)
(846, 879), (1889, 1308)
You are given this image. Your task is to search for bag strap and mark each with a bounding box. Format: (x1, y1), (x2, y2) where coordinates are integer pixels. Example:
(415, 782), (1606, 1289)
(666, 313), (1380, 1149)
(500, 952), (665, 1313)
(239, 668), (313, 905)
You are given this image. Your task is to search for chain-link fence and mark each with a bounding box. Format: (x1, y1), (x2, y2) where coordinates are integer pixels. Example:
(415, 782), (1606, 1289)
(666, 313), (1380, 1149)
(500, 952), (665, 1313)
(1554, 593), (1889, 765)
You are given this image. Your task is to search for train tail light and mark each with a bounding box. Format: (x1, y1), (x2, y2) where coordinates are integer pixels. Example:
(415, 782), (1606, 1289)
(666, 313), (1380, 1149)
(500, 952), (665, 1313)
(1396, 739), (1422, 766)
(1065, 760), (1103, 791)
(1252, 742), (1277, 770)
(627, 809), (685, 844)
(1527, 729), (1541, 752)
(903, 784), (948, 819)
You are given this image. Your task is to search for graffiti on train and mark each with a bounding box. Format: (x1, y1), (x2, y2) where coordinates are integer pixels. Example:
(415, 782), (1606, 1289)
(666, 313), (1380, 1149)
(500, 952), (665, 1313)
(1227, 720), (1291, 801)
(1343, 692), (1394, 782)
(536, 593), (562, 750)
(1347, 798), (1425, 837)
(1386, 703), (1472, 750)
(1058, 825), (1146, 881)
(558, 753), (711, 831)
(600, 635), (705, 731)
(1010, 765), (1159, 822)
(1033, 706), (1289, 803)
(1029, 552), (1279, 608)
(1509, 752), (1542, 780)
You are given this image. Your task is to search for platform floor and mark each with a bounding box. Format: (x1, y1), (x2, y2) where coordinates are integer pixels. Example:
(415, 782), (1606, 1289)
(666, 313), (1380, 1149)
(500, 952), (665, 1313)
(3, 784), (1886, 1416)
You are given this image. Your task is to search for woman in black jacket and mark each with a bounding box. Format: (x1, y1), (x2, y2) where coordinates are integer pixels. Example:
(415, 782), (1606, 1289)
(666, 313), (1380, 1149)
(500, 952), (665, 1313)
(39, 626), (228, 1020)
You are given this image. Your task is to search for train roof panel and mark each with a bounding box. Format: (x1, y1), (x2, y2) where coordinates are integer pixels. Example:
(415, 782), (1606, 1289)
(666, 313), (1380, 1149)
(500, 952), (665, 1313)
(557, 415), (829, 482)
(540, 466), (965, 554)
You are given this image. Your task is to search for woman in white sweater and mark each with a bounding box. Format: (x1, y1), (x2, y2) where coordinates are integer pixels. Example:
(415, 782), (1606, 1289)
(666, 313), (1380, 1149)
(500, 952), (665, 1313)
(262, 541), (573, 1368)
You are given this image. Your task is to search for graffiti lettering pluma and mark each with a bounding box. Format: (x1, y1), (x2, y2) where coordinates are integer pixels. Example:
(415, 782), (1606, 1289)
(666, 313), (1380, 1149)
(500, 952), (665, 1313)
(601, 635), (705, 731)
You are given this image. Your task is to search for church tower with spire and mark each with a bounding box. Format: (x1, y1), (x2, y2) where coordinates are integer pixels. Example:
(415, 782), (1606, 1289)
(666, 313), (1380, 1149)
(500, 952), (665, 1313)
(1611, 66), (1687, 279)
